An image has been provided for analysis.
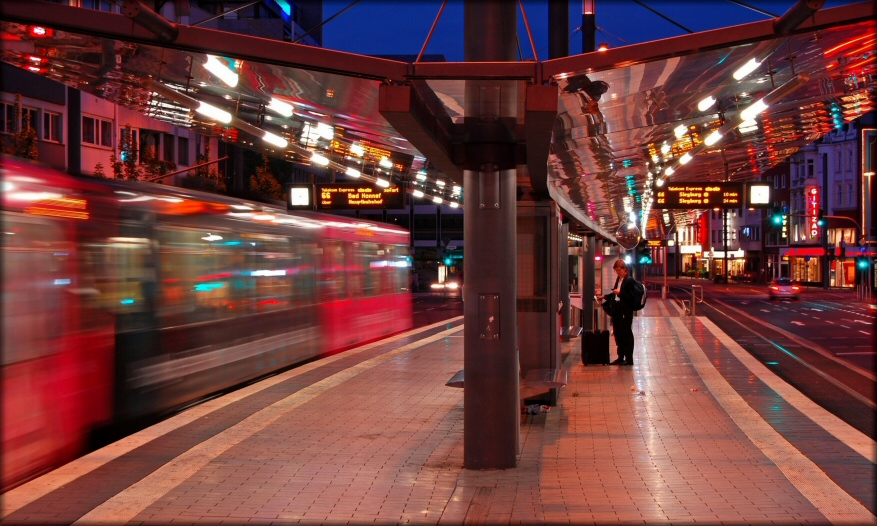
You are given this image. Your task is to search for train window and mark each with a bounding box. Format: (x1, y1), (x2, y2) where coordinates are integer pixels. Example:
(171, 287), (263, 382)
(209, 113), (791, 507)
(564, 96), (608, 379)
(156, 226), (238, 324)
(242, 233), (294, 311)
(1, 213), (66, 364)
(318, 239), (347, 302)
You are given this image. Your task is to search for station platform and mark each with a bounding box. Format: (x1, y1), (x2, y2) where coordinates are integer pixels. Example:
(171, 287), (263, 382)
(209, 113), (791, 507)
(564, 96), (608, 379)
(3, 299), (875, 525)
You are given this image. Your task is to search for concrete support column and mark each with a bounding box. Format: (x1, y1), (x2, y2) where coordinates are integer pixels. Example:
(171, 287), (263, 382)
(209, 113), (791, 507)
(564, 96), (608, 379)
(463, 166), (519, 469)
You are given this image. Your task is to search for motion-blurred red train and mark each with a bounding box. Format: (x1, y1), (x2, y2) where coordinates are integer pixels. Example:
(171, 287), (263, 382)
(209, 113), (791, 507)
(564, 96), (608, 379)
(1, 155), (413, 491)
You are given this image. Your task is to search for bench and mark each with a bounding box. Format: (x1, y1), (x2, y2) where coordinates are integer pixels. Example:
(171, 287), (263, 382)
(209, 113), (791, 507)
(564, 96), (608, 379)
(446, 368), (568, 389)
(445, 369), (465, 388)
(523, 368), (568, 389)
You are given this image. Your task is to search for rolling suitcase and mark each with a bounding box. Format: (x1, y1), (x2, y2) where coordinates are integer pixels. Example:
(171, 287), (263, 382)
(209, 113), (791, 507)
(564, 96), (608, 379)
(582, 305), (610, 365)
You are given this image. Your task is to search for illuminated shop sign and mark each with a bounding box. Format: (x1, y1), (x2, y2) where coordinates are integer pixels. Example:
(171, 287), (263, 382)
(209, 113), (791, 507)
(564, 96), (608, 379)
(655, 182), (743, 209)
(806, 186), (820, 239)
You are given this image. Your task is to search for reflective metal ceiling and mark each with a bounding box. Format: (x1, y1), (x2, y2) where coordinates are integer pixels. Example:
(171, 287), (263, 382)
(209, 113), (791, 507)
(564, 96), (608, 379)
(1, 1), (874, 241)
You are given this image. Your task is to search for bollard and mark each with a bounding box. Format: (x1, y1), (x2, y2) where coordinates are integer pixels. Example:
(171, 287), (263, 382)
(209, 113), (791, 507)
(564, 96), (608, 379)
(690, 285), (702, 316)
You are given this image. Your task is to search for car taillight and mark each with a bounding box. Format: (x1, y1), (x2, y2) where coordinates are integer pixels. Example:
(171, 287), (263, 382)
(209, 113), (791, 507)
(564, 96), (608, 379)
(792, 286), (800, 291)
(771, 286), (779, 291)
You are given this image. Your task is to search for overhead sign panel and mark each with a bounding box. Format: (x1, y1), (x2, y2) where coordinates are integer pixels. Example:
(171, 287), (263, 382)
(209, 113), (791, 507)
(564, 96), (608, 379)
(317, 183), (404, 210)
(655, 182), (743, 209)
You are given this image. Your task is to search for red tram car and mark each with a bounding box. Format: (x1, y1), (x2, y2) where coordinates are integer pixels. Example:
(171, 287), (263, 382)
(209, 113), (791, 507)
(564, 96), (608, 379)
(1, 156), (413, 491)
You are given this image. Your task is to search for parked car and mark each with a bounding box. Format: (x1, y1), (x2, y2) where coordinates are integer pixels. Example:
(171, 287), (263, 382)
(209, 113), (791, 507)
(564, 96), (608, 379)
(769, 278), (801, 300)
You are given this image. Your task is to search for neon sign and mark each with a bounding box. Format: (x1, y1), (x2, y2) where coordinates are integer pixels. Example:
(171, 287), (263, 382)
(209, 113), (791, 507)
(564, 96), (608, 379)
(806, 186), (820, 239)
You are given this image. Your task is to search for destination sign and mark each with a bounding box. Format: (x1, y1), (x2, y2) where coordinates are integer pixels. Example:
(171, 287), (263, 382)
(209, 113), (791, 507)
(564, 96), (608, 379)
(316, 183), (404, 210)
(655, 182), (743, 209)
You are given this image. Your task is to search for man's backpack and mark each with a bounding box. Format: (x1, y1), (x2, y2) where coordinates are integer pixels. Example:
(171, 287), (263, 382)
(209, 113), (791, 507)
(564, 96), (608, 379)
(630, 279), (647, 311)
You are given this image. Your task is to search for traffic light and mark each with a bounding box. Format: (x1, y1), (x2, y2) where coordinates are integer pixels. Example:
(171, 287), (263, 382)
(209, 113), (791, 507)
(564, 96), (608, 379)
(857, 256), (869, 270)
(637, 245), (653, 265)
(771, 214), (783, 226)
(816, 211), (825, 227)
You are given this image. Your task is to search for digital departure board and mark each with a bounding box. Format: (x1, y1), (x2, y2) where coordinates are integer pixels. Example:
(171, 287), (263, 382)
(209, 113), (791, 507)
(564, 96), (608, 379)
(655, 182), (743, 209)
(316, 183), (404, 210)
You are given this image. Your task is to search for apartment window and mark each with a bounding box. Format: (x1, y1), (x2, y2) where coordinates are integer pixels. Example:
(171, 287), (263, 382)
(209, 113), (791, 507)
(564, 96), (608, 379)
(177, 136), (189, 165)
(848, 184), (853, 206)
(120, 127), (138, 162)
(83, 116), (112, 147)
(848, 149), (853, 171)
(21, 107), (38, 135)
(43, 111), (62, 142)
(807, 159), (814, 178)
(0, 102), (13, 133)
(163, 133), (175, 163)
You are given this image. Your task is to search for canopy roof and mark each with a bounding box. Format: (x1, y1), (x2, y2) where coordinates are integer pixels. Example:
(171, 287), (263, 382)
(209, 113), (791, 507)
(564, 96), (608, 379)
(1, 1), (874, 241)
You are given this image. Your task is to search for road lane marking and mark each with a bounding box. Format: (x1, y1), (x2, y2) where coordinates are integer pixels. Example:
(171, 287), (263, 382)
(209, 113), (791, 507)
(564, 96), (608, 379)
(854, 320), (870, 325)
(791, 321), (805, 326)
(859, 331), (870, 336)
(838, 351), (876, 355)
(673, 318), (876, 524)
(761, 309), (771, 313)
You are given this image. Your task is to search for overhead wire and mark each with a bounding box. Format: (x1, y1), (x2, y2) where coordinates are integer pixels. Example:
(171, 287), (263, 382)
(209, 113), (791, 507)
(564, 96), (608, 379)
(630, 0), (694, 34)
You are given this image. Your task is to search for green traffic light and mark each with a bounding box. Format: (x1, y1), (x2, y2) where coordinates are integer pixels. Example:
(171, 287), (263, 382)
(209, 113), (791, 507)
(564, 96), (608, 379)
(772, 215), (782, 225)
(858, 258), (869, 269)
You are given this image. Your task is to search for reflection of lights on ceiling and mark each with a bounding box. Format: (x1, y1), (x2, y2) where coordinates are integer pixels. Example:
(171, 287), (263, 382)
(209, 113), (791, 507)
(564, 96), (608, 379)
(704, 130), (723, 146)
(350, 144), (365, 156)
(379, 157), (393, 169)
(316, 122), (334, 140)
(376, 178), (390, 188)
(345, 167), (361, 178)
(674, 124), (687, 138)
(267, 97), (294, 118)
(311, 153), (330, 166)
(679, 153), (693, 165)
(195, 101), (232, 123)
(697, 96), (716, 112)
(203, 55), (238, 87)
(733, 57), (761, 80)
(262, 131), (287, 148)
(412, 189), (424, 198)
(432, 196), (443, 204)
(660, 143), (670, 154)
(665, 166), (675, 176)
(449, 202), (459, 208)
(740, 99), (769, 121)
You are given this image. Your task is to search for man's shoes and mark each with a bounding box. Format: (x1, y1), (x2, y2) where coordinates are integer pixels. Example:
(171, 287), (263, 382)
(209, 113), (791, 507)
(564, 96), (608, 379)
(620, 360), (634, 366)
(609, 358), (624, 365)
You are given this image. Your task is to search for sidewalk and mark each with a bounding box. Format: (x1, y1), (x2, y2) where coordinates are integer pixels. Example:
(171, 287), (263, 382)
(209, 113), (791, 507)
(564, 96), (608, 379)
(2, 299), (874, 524)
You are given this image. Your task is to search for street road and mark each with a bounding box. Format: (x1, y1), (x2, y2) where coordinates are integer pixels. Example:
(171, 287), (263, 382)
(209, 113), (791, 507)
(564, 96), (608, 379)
(663, 278), (875, 439)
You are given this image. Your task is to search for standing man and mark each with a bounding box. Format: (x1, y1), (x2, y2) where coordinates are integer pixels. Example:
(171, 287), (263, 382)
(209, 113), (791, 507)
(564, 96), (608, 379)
(603, 259), (636, 365)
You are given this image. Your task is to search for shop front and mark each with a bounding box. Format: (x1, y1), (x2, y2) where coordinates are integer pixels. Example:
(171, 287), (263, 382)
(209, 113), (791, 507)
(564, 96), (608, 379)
(782, 246), (824, 286)
(706, 248), (746, 281)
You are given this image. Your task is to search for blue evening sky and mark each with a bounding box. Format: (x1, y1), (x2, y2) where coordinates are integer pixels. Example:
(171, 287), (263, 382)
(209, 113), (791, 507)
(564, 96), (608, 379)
(321, 0), (859, 60)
